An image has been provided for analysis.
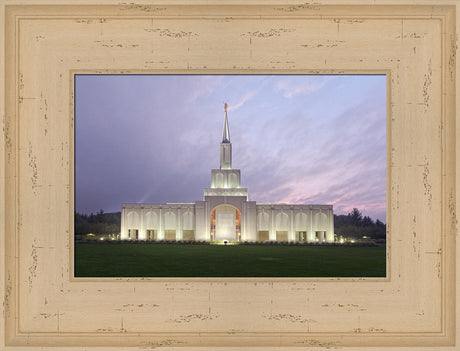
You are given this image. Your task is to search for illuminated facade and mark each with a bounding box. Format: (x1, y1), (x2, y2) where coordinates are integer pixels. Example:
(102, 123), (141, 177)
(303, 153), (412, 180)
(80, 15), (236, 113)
(121, 105), (334, 243)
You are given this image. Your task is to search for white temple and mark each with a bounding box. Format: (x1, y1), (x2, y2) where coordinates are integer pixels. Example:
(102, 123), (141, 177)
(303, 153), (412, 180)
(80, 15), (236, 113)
(120, 104), (334, 243)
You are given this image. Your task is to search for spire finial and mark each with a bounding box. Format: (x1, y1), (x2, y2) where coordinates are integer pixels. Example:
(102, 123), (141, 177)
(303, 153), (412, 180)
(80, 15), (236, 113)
(221, 102), (230, 143)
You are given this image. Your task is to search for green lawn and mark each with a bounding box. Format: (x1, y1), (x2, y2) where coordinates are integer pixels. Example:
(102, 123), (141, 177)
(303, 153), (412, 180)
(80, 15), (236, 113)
(75, 243), (386, 277)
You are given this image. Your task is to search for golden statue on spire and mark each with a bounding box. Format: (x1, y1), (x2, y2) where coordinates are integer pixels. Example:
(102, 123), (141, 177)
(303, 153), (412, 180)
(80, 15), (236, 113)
(223, 101), (228, 113)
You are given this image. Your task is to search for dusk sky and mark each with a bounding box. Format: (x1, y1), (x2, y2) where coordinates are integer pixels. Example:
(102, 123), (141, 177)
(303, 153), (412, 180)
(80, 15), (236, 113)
(75, 75), (386, 222)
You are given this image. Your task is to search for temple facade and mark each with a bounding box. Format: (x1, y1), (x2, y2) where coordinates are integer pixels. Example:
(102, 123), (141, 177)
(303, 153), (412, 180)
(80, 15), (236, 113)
(120, 104), (334, 243)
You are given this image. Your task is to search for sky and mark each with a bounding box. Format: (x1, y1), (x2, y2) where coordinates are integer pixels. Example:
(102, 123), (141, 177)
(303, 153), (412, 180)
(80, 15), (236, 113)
(75, 75), (386, 222)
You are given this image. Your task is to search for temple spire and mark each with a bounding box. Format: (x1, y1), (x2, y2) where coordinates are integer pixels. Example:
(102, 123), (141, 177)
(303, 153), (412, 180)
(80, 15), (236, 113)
(222, 102), (230, 143)
(220, 102), (232, 169)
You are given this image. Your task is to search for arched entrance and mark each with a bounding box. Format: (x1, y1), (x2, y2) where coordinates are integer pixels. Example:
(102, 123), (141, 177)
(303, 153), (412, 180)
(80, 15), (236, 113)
(210, 205), (241, 242)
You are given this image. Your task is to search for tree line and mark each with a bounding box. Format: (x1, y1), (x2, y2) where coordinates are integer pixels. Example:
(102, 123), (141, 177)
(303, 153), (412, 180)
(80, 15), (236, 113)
(75, 207), (386, 240)
(334, 208), (386, 240)
(74, 210), (120, 238)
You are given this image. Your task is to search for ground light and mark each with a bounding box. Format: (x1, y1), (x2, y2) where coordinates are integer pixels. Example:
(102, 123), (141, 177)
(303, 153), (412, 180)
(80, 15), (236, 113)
(210, 241), (240, 245)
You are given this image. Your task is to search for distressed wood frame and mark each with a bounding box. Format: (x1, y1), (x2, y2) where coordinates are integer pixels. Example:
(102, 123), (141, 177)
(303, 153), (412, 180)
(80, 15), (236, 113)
(0, 1), (458, 349)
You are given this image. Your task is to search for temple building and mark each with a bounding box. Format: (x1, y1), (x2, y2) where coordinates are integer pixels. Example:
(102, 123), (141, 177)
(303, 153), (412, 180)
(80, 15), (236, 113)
(120, 104), (334, 243)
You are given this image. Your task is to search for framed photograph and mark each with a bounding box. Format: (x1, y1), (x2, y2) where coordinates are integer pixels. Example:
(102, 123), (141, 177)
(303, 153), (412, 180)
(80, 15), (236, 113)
(1, 1), (458, 349)
(73, 73), (387, 278)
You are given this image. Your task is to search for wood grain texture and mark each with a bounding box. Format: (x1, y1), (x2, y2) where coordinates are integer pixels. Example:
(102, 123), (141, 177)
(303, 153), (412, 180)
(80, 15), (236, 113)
(0, 1), (458, 349)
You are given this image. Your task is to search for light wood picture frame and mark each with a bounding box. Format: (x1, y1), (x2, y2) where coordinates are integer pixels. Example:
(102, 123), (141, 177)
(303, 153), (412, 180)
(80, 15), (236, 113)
(0, 1), (458, 349)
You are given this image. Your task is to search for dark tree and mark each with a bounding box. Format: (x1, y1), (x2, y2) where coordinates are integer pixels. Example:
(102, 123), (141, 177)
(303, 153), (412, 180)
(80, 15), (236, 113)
(348, 208), (363, 226)
(362, 215), (374, 227)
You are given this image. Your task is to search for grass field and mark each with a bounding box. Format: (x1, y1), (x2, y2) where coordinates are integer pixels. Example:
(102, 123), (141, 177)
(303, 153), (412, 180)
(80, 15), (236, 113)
(75, 243), (386, 277)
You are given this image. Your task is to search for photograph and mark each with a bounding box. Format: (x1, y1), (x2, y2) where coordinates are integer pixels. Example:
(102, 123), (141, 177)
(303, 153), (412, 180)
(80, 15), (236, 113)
(74, 74), (387, 277)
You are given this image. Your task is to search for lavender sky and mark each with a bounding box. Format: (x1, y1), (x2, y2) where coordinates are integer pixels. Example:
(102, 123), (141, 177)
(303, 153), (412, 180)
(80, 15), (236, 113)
(75, 75), (386, 222)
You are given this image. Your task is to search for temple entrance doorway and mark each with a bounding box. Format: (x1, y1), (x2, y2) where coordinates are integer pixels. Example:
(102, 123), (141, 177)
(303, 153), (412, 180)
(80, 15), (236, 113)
(210, 205), (241, 242)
